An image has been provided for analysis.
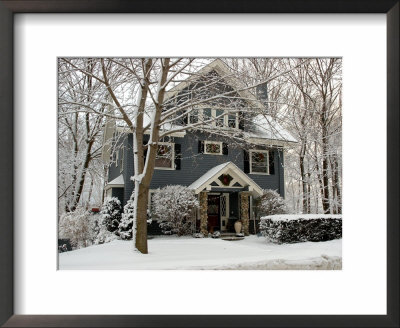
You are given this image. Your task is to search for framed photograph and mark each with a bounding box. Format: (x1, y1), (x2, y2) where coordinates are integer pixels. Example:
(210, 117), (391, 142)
(0, 1), (398, 327)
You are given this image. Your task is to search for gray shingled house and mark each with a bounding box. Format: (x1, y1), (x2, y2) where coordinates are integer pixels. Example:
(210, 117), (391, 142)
(102, 60), (296, 235)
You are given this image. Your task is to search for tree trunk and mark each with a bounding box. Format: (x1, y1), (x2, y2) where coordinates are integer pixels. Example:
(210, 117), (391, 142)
(331, 154), (341, 214)
(70, 140), (94, 212)
(87, 173), (94, 209)
(299, 143), (308, 214)
(135, 59), (170, 253)
(321, 125), (331, 214)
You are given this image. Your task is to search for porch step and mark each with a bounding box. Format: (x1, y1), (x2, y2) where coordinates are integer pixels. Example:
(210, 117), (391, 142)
(220, 233), (237, 237)
(221, 236), (245, 241)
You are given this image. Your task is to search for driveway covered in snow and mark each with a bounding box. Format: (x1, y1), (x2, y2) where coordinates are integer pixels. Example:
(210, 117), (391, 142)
(59, 235), (342, 270)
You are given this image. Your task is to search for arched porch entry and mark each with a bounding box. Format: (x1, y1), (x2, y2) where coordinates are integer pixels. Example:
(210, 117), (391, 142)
(189, 162), (263, 236)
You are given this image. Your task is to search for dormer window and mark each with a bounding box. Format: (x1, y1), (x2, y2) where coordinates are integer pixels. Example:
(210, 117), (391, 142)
(188, 108), (199, 124)
(215, 109), (225, 127)
(228, 114), (237, 128)
(188, 107), (239, 129)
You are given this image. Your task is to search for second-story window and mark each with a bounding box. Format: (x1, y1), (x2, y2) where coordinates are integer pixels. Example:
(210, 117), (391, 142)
(155, 142), (174, 169)
(250, 150), (270, 175)
(204, 141), (223, 155)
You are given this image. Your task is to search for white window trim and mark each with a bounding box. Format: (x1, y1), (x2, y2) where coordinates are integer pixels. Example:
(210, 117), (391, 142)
(155, 142), (175, 170)
(249, 149), (270, 175)
(204, 140), (223, 155)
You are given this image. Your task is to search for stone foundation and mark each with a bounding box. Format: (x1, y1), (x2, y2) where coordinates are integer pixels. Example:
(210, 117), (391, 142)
(240, 192), (250, 236)
(199, 192), (208, 236)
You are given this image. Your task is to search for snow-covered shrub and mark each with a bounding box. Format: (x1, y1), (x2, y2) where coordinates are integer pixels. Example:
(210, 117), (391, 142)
(58, 207), (95, 249)
(100, 197), (122, 233)
(193, 232), (204, 238)
(94, 227), (119, 244)
(90, 197), (123, 244)
(257, 189), (287, 217)
(152, 185), (199, 236)
(118, 194), (135, 240)
(118, 193), (153, 240)
(260, 214), (342, 244)
(211, 231), (221, 238)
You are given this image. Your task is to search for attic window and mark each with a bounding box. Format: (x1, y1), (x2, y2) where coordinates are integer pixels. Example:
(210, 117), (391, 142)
(187, 107), (239, 129)
(228, 114), (237, 128)
(155, 142), (174, 169)
(204, 141), (222, 155)
(188, 108), (199, 124)
(215, 109), (225, 127)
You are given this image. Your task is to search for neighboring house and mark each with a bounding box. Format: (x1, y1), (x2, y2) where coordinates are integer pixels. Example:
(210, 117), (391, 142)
(102, 59), (296, 236)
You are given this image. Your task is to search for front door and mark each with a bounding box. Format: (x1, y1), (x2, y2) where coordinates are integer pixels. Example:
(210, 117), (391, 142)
(207, 194), (220, 233)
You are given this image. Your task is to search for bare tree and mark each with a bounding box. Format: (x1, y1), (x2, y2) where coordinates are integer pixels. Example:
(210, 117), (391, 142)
(58, 59), (108, 212)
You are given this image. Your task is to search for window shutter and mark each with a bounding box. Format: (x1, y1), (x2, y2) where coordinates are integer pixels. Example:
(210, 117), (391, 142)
(174, 144), (181, 170)
(268, 150), (275, 175)
(243, 150), (250, 173)
(198, 140), (204, 153)
(238, 113), (244, 130)
(222, 143), (228, 155)
(142, 141), (148, 166)
(143, 148), (147, 165)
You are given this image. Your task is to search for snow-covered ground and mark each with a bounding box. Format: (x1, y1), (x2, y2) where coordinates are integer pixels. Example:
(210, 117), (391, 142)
(59, 235), (342, 270)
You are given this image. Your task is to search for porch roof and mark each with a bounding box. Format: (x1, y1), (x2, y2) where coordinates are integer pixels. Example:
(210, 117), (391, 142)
(188, 162), (263, 196)
(105, 174), (124, 190)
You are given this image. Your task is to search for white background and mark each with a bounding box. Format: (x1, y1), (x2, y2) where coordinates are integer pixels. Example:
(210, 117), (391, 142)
(14, 14), (387, 315)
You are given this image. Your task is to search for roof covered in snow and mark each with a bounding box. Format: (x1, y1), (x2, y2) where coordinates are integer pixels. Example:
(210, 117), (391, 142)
(164, 59), (297, 144)
(106, 174), (124, 188)
(246, 114), (297, 143)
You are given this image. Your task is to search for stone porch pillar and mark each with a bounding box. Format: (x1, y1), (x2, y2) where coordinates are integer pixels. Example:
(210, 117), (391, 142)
(240, 192), (251, 236)
(199, 192), (208, 236)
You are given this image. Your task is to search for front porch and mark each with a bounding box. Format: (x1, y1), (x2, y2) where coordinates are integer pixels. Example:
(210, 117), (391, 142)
(189, 162), (263, 236)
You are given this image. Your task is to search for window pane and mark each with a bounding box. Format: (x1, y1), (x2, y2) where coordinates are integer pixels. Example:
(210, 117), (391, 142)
(206, 142), (221, 154)
(189, 109), (198, 124)
(228, 114), (236, 128)
(155, 144), (172, 168)
(203, 108), (212, 122)
(216, 109), (224, 127)
(251, 152), (268, 173)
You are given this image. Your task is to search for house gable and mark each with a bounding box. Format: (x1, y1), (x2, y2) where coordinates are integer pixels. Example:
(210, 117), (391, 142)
(189, 161), (263, 197)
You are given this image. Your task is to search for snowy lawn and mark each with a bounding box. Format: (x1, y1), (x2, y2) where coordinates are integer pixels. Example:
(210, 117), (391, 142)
(59, 235), (342, 270)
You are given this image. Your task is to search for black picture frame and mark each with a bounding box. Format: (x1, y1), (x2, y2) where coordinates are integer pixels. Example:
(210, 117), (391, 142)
(0, 1), (398, 327)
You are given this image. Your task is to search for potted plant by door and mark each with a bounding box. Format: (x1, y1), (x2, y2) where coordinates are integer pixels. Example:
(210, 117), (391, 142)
(234, 219), (242, 234)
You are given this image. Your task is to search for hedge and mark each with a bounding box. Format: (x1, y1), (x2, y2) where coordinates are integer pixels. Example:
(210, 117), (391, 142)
(259, 214), (342, 243)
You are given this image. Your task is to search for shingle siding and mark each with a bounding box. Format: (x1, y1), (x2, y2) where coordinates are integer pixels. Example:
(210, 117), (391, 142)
(111, 187), (124, 202)
(108, 131), (285, 205)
